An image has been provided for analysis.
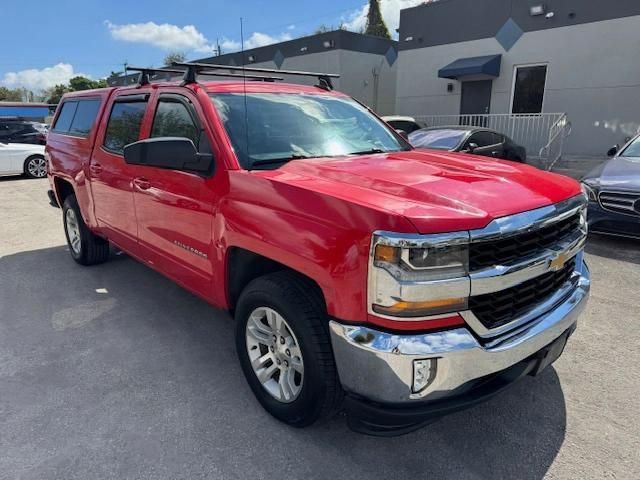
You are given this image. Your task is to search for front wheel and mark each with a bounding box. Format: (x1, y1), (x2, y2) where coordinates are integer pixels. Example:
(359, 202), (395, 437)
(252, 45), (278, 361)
(235, 271), (342, 427)
(24, 155), (47, 178)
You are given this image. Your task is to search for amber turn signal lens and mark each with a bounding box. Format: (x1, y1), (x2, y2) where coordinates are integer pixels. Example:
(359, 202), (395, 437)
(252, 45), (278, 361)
(374, 245), (400, 263)
(373, 297), (467, 317)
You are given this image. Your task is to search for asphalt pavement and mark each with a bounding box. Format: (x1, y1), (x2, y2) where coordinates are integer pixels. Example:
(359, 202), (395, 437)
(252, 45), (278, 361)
(1, 177), (639, 479)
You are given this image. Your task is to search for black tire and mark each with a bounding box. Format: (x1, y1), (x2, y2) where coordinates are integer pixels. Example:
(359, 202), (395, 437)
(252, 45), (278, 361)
(235, 271), (343, 427)
(62, 194), (110, 266)
(23, 155), (47, 178)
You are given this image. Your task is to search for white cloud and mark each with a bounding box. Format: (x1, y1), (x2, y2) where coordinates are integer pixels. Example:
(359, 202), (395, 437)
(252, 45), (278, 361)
(244, 32), (293, 49)
(219, 31), (293, 54)
(343, 0), (427, 37)
(105, 20), (216, 53)
(220, 37), (241, 52)
(0, 63), (87, 92)
(105, 20), (293, 56)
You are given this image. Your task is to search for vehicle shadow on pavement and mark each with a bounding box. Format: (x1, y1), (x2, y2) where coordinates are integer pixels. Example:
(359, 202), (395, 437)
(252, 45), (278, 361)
(585, 234), (640, 265)
(0, 246), (566, 480)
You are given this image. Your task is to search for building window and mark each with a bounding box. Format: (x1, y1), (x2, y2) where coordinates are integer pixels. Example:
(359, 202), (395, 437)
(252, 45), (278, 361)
(511, 65), (547, 114)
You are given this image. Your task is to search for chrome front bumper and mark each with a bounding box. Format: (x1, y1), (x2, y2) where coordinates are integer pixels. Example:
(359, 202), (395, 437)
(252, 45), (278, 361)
(329, 257), (590, 404)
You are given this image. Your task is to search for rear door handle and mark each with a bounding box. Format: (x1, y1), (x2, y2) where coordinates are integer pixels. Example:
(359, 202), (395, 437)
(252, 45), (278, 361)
(133, 177), (151, 190)
(89, 163), (103, 174)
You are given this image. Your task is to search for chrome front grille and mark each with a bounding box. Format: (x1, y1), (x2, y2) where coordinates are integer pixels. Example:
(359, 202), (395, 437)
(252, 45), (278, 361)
(469, 213), (580, 270)
(463, 194), (587, 338)
(599, 190), (640, 217)
(469, 258), (576, 330)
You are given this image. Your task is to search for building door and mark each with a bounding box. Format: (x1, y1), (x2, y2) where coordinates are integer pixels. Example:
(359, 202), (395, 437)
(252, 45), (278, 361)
(460, 80), (492, 126)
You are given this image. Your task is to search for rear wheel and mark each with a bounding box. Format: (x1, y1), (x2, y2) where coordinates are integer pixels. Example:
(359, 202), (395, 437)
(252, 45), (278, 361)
(24, 155), (47, 178)
(62, 195), (110, 265)
(235, 271), (342, 427)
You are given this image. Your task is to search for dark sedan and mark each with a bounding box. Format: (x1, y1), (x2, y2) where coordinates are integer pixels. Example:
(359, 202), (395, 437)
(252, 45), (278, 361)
(582, 134), (640, 239)
(408, 126), (526, 162)
(0, 120), (47, 145)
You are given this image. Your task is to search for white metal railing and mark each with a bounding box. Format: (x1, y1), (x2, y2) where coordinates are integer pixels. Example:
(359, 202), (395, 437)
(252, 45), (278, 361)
(539, 114), (572, 171)
(413, 113), (569, 170)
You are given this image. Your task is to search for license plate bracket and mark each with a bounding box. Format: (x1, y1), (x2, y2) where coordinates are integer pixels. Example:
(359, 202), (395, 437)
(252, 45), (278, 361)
(531, 332), (569, 376)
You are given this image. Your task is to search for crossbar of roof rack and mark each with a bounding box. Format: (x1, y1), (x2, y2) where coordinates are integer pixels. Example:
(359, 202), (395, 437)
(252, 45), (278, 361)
(172, 61), (339, 90)
(186, 71), (283, 81)
(126, 66), (283, 85)
(126, 66), (185, 85)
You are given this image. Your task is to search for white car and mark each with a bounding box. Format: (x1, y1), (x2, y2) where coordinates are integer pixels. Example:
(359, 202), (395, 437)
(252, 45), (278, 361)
(0, 142), (47, 178)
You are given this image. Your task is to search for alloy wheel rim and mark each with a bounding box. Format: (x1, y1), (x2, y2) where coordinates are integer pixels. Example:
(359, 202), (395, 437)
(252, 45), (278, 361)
(65, 209), (81, 255)
(28, 157), (47, 178)
(245, 307), (304, 403)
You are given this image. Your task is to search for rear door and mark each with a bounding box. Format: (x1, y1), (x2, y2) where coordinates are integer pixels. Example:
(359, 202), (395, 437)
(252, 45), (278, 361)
(90, 92), (151, 251)
(131, 90), (216, 295)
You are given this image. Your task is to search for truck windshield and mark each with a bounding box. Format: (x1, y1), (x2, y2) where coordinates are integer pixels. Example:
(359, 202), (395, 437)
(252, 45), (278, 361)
(210, 92), (409, 169)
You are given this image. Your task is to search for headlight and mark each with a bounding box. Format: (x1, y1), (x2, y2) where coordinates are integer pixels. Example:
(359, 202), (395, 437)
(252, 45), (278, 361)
(581, 182), (597, 202)
(369, 232), (470, 318)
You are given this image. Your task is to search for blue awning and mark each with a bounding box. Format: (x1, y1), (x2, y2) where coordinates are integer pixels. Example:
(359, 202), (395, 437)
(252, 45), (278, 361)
(438, 54), (502, 80)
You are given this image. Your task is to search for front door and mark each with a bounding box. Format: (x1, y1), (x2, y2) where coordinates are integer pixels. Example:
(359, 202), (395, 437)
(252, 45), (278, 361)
(460, 80), (492, 126)
(132, 91), (216, 297)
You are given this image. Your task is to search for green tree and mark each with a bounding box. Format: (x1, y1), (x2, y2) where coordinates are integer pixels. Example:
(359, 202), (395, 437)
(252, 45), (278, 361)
(163, 52), (187, 66)
(0, 86), (23, 101)
(68, 76), (107, 91)
(364, 0), (391, 39)
(43, 84), (70, 104)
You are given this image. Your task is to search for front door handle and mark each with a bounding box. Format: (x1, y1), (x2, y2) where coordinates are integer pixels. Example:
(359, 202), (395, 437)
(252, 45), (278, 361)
(89, 163), (103, 174)
(133, 177), (151, 190)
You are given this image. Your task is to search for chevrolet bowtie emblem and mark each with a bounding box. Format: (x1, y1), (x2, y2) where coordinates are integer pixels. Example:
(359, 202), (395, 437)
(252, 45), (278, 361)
(549, 251), (569, 271)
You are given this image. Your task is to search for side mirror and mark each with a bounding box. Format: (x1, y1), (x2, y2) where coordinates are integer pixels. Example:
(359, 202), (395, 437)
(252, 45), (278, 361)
(395, 128), (408, 140)
(606, 145), (619, 157)
(124, 137), (213, 173)
(467, 142), (479, 152)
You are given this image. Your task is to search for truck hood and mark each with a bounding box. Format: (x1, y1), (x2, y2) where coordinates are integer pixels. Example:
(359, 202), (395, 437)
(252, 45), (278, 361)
(271, 150), (580, 233)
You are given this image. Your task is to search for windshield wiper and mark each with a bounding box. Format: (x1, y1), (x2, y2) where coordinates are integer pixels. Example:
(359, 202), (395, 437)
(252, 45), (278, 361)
(347, 148), (386, 155)
(250, 154), (313, 168)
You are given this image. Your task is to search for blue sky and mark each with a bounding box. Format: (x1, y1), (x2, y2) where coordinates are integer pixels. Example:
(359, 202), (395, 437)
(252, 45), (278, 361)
(1, 0), (422, 92)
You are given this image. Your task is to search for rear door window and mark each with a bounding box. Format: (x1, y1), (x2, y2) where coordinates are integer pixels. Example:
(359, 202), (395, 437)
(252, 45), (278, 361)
(52, 102), (78, 133)
(69, 99), (101, 137)
(103, 97), (148, 154)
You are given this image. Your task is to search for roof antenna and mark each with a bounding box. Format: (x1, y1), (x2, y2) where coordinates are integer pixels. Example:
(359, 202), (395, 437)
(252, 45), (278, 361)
(241, 17), (250, 164)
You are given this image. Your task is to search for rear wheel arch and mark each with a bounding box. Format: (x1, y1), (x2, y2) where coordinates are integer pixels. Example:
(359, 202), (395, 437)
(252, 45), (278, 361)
(53, 176), (75, 206)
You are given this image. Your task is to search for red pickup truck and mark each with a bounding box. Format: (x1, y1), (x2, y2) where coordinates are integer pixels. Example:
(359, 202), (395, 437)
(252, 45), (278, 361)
(46, 65), (590, 435)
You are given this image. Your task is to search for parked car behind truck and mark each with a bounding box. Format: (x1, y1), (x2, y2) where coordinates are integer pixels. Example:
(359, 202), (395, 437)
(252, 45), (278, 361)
(46, 65), (590, 435)
(409, 126), (527, 162)
(0, 141), (46, 178)
(582, 133), (640, 238)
